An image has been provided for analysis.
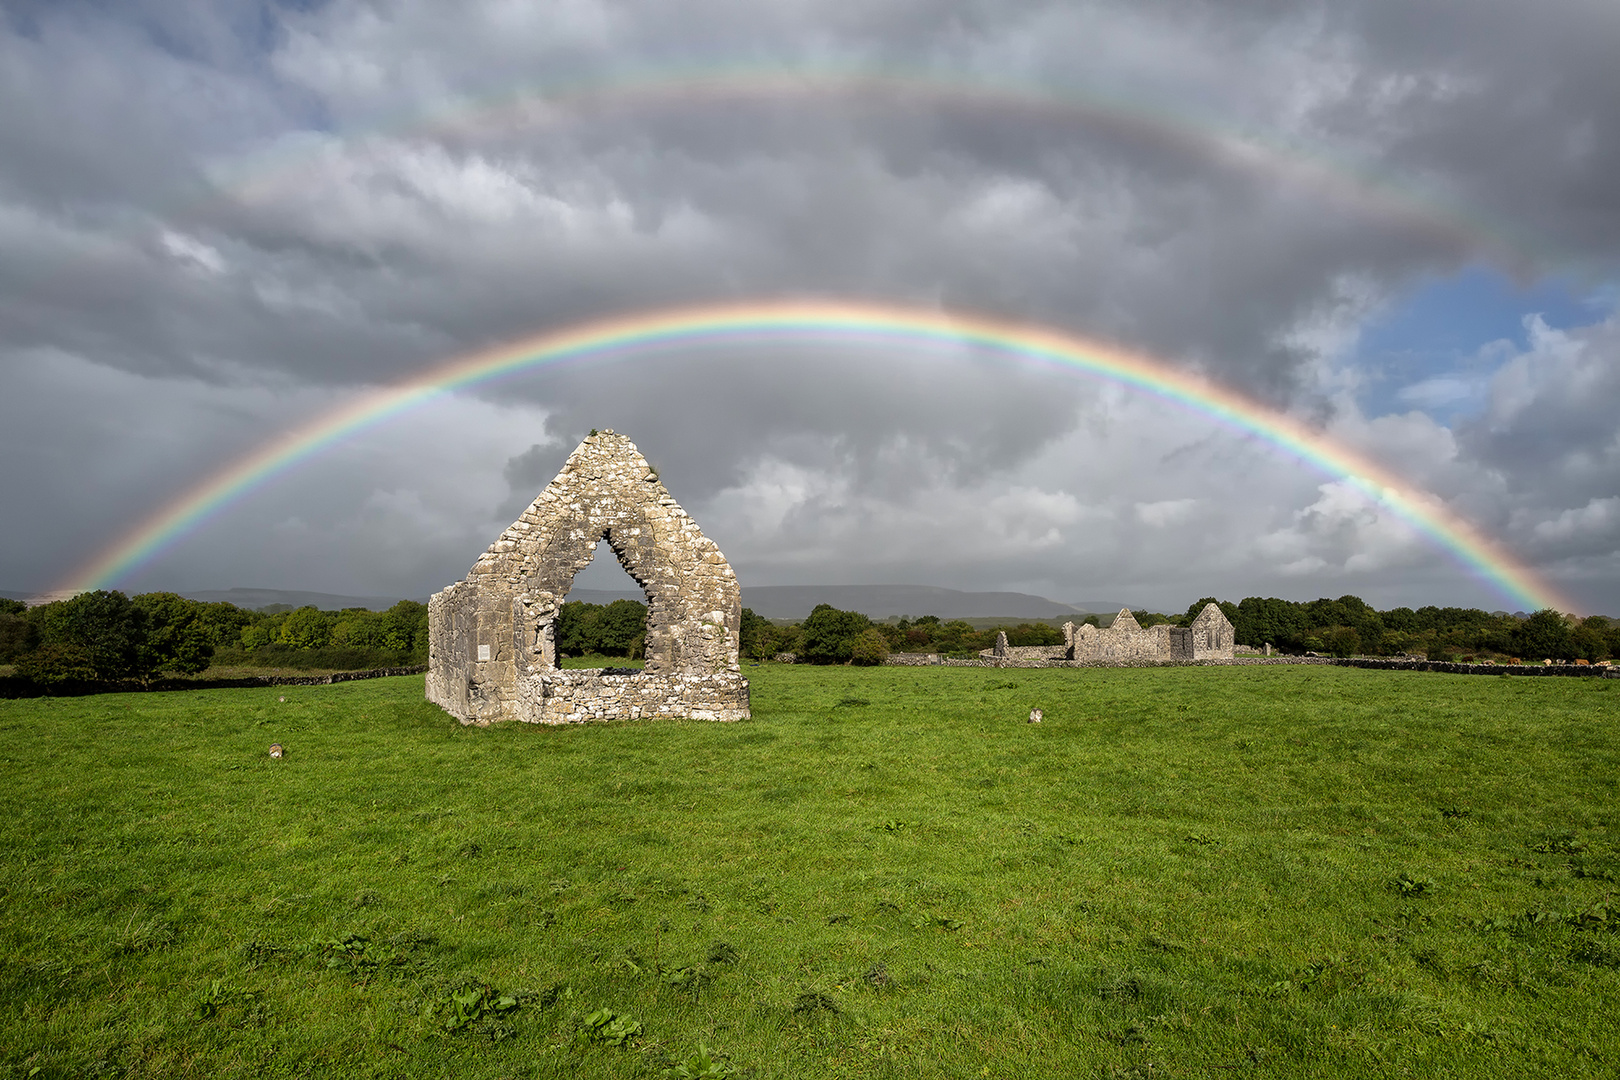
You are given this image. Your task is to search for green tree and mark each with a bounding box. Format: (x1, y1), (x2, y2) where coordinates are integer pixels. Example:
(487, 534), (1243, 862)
(14, 642), (100, 684)
(277, 606), (333, 650)
(1569, 623), (1608, 662)
(379, 600), (428, 654)
(330, 610), (381, 650)
(800, 604), (871, 664)
(1514, 609), (1572, 660)
(556, 601), (600, 656)
(596, 599), (648, 657)
(931, 620), (984, 654)
(849, 627), (891, 666)
(739, 607), (772, 661)
(0, 598), (25, 616)
(1006, 622), (1064, 647)
(132, 592), (215, 675)
(1233, 597), (1308, 650)
(34, 595), (149, 680)
(1320, 626), (1362, 658)
(194, 601), (257, 648)
(0, 605), (36, 663)
(240, 613), (285, 651)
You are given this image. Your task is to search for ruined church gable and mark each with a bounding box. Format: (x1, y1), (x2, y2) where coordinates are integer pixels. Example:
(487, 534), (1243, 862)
(427, 430), (748, 726)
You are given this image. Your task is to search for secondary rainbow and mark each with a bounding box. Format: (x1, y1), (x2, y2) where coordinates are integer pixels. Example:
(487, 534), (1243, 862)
(224, 66), (1524, 264)
(58, 300), (1572, 612)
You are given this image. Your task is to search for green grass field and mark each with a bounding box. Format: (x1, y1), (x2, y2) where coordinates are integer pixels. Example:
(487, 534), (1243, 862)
(3, 665), (1617, 1078)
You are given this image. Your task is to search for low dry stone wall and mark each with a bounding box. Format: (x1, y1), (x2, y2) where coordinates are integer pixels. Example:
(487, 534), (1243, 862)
(979, 644), (1070, 661)
(1332, 658), (1617, 677)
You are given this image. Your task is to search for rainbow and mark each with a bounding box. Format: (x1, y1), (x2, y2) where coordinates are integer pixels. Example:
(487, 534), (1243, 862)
(221, 66), (1523, 264)
(57, 299), (1572, 612)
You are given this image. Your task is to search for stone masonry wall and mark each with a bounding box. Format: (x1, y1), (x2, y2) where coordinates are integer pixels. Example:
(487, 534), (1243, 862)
(427, 430), (749, 725)
(978, 644), (1070, 660)
(1060, 604), (1234, 664)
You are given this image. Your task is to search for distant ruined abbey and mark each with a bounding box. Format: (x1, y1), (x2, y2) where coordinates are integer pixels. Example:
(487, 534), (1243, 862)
(969, 604), (1237, 667)
(1065, 604), (1235, 663)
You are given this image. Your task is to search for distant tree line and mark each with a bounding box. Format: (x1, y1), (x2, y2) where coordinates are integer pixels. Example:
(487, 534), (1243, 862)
(3, 589), (1612, 686)
(555, 599), (648, 659)
(0, 592), (429, 684)
(1213, 595), (1616, 661)
(738, 605), (1067, 664)
(734, 596), (1618, 665)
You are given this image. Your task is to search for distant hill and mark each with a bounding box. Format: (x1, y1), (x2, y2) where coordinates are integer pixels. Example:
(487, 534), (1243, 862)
(176, 588), (426, 612)
(736, 585), (1127, 621)
(556, 584), (1129, 620)
(2, 584), (1131, 620)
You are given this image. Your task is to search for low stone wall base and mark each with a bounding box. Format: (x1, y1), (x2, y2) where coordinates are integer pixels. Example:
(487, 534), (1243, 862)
(452, 669), (751, 726)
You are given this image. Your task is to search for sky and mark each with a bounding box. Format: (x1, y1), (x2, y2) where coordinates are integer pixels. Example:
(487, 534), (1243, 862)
(1, 0), (1617, 615)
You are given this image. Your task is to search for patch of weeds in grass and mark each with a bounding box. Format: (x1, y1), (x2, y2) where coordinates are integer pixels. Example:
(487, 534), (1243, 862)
(661, 965), (711, 995)
(833, 697), (870, 708)
(195, 979), (252, 1019)
(792, 990), (839, 1015)
(426, 980), (523, 1035)
(1106, 1023), (1150, 1047)
(912, 914), (964, 932)
(664, 1042), (733, 1079)
(1181, 833), (1219, 846)
(578, 1007), (643, 1046)
(1439, 805), (1471, 821)
(1569, 852), (1620, 882)
(312, 929), (436, 980)
(1392, 873), (1437, 898)
(1570, 937), (1620, 968)
(1531, 833), (1586, 855)
(614, 949), (648, 977)
(237, 939), (292, 970)
(875, 819), (917, 833)
(706, 940), (739, 965)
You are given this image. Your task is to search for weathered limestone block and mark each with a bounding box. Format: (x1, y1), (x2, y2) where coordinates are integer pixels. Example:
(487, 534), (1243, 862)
(426, 430), (749, 725)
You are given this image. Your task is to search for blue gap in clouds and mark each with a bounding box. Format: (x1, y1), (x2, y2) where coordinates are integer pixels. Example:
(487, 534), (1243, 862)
(1356, 266), (1597, 423)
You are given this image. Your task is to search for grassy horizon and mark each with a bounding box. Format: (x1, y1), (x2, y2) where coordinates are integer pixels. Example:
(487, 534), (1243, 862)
(2, 665), (1617, 1077)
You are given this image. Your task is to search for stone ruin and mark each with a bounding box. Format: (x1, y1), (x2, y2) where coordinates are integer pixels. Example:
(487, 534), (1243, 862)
(973, 603), (1236, 666)
(1065, 603), (1234, 663)
(426, 430), (749, 725)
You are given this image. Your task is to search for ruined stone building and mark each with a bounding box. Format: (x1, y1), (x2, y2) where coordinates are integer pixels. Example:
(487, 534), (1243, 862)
(1064, 604), (1235, 663)
(427, 431), (749, 725)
